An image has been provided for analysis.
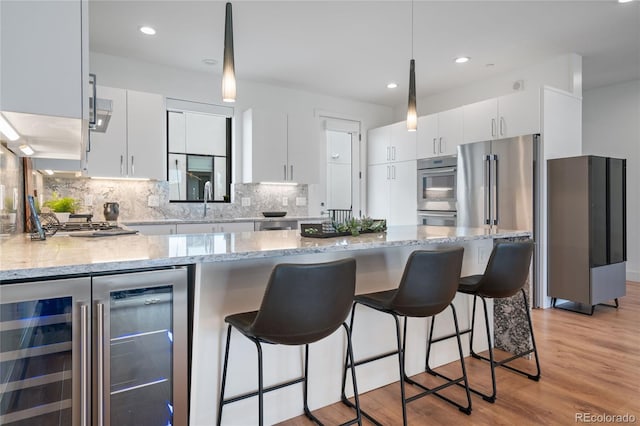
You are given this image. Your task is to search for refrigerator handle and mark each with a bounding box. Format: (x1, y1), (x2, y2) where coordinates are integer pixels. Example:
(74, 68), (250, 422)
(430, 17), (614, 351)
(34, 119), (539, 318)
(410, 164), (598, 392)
(97, 302), (105, 426)
(493, 154), (499, 225)
(80, 304), (89, 426)
(484, 155), (491, 225)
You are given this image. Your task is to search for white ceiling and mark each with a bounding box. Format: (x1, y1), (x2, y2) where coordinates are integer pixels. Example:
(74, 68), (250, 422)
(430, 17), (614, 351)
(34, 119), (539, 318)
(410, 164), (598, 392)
(90, 0), (640, 107)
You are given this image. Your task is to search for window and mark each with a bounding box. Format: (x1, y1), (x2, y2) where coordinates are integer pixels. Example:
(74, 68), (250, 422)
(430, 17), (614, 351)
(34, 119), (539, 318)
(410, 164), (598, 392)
(166, 100), (232, 202)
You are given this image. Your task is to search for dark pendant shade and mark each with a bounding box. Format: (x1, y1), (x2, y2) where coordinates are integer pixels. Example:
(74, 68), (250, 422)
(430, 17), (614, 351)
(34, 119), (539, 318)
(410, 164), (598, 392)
(222, 2), (236, 102)
(407, 59), (417, 131)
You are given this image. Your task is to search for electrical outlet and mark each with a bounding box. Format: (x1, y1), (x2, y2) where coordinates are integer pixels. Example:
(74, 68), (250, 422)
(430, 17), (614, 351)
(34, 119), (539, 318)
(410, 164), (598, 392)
(296, 197), (307, 206)
(242, 197), (251, 207)
(84, 195), (93, 207)
(282, 197), (288, 207)
(147, 195), (160, 207)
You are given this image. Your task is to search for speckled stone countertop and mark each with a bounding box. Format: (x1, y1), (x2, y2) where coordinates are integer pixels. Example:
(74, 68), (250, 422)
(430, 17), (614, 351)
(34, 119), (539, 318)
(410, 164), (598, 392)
(121, 216), (325, 225)
(0, 226), (530, 281)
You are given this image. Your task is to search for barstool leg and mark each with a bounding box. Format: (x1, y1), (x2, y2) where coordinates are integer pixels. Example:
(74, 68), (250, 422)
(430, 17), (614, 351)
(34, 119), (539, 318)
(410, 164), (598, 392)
(479, 296), (498, 403)
(518, 288), (541, 380)
(469, 295), (480, 358)
(425, 315), (437, 374)
(254, 340), (265, 426)
(450, 303), (472, 414)
(343, 322), (363, 426)
(341, 303), (358, 405)
(303, 344), (313, 420)
(392, 314), (408, 426)
(217, 325), (233, 426)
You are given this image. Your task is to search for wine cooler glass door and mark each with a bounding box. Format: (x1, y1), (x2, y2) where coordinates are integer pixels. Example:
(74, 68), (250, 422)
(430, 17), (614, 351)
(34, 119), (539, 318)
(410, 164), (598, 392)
(92, 268), (188, 426)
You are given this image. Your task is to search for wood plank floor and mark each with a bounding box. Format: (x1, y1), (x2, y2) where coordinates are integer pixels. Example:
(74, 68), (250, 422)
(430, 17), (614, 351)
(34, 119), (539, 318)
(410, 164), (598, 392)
(280, 282), (640, 425)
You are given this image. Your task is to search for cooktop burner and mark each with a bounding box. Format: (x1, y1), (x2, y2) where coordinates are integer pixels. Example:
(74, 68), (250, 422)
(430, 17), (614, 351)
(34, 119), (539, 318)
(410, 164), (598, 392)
(58, 222), (118, 232)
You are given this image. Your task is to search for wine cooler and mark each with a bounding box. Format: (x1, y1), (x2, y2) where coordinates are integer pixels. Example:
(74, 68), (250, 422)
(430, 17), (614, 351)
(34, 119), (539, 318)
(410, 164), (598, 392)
(0, 267), (188, 426)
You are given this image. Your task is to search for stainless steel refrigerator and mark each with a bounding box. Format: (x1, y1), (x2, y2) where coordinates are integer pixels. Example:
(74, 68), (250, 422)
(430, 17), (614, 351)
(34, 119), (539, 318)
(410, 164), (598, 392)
(456, 134), (540, 292)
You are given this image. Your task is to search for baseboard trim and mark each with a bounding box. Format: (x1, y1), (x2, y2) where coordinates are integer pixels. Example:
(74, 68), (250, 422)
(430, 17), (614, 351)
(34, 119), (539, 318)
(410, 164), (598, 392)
(627, 270), (640, 283)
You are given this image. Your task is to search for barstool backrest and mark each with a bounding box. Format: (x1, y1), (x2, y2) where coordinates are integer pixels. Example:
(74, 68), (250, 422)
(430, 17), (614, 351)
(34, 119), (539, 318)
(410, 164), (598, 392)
(477, 241), (534, 298)
(390, 247), (464, 317)
(250, 258), (357, 345)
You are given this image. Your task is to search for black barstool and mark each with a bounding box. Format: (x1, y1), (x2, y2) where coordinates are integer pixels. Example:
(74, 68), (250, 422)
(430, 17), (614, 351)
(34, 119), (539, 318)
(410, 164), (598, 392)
(216, 258), (362, 426)
(426, 240), (541, 403)
(341, 247), (471, 426)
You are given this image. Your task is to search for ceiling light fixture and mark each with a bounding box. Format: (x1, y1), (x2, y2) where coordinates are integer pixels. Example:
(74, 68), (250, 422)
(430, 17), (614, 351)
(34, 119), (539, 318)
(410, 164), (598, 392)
(222, 2), (236, 103)
(203, 58), (218, 66)
(19, 144), (34, 156)
(455, 56), (470, 64)
(139, 26), (156, 36)
(0, 114), (20, 141)
(406, 0), (417, 132)
(387, 82), (398, 89)
(618, 0), (634, 3)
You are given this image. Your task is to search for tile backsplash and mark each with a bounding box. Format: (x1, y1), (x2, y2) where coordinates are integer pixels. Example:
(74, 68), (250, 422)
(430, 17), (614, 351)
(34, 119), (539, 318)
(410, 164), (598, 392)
(42, 178), (309, 221)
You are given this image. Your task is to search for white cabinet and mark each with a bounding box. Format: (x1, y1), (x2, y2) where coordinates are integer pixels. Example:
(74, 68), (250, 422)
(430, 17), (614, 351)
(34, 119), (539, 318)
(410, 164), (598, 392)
(127, 224), (177, 235)
(416, 107), (463, 159)
(367, 121), (416, 165)
(242, 108), (318, 183)
(0, 0), (87, 120)
(367, 160), (417, 226)
(463, 90), (540, 143)
(175, 221), (253, 234)
(88, 86), (166, 180)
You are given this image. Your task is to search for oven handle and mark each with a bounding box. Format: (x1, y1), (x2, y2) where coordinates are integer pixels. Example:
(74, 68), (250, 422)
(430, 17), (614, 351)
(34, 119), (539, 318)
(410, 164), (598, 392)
(419, 167), (456, 174)
(418, 211), (457, 217)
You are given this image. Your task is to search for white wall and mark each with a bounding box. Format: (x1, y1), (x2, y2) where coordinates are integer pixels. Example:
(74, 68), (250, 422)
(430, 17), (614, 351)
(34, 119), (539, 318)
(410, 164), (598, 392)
(90, 53), (393, 216)
(393, 53), (582, 120)
(583, 79), (640, 282)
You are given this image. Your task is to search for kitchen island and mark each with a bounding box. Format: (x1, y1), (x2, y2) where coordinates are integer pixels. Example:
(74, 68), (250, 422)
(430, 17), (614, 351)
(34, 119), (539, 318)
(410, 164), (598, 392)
(0, 226), (531, 425)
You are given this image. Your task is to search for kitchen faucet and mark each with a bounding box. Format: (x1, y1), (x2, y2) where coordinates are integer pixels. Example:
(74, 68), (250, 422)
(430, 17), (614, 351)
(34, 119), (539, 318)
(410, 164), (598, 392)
(203, 181), (212, 217)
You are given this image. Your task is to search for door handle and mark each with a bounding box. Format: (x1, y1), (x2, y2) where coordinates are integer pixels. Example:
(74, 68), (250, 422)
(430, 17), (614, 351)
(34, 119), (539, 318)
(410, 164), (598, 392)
(386, 146), (390, 161)
(392, 146), (396, 161)
(120, 155), (124, 176)
(484, 155), (491, 225)
(283, 164), (287, 180)
(393, 165), (396, 180)
(89, 73), (97, 127)
(499, 116), (505, 136)
(387, 165), (390, 180)
(131, 156), (135, 175)
(97, 302), (105, 426)
(439, 137), (443, 153)
(432, 138), (437, 155)
(80, 304), (89, 426)
(290, 165), (294, 180)
(493, 154), (499, 225)
(491, 118), (496, 137)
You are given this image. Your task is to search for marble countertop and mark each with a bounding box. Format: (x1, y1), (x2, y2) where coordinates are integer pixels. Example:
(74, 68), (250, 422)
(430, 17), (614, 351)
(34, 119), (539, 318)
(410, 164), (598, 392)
(0, 226), (531, 281)
(121, 216), (325, 225)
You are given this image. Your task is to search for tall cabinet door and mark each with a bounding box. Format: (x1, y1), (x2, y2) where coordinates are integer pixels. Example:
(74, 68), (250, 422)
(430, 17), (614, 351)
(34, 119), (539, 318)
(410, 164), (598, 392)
(92, 268), (188, 426)
(88, 86), (128, 177)
(389, 160), (417, 225)
(0, 277), (91, 426)
(127, 90), (166, 180)
(367, 163), (390, 219)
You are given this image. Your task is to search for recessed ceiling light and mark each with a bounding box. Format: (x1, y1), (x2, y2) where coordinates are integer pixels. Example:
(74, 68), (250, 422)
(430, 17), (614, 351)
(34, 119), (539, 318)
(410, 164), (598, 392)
(618, 0), (634, 3)
(19, 144), (34, 156)
(387, 82), (398, 89)
(455, 56), (470, 64)
(202, 59), (218, 66)
(139, 26), (156, 36)
(485, 63), (495, 68)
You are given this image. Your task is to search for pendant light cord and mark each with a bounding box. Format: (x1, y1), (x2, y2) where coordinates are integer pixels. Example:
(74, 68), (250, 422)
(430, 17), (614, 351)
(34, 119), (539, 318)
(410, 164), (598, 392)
(411, 0), (414, 59)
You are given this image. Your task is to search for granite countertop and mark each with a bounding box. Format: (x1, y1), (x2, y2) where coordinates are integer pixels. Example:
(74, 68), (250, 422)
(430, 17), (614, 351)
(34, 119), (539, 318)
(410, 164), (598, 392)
(0, 226), (531, 281)
(121, 216), (326, 225)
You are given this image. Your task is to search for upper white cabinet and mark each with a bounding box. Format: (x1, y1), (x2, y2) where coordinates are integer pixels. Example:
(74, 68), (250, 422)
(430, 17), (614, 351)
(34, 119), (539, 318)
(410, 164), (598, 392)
(0, 0), (87, 119)
(242, 108), (319, 183)
(367, 121), (416, 165)
(416, 107), (463, 159)
(463, 89), (540, 143)
(168, 111), (227, 156)
(88, 86), (166, 180)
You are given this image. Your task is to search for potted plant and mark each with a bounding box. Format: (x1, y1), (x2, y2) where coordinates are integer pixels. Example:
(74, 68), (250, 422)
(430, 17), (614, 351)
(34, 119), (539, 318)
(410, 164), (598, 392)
(43, 193), (79, 223)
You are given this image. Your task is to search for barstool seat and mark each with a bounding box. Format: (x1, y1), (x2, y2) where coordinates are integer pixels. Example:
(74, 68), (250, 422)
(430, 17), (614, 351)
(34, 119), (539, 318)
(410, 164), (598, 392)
(216, 258), (362, 426)
(427, 240), (541, 404)
(342, 247), (471, 426)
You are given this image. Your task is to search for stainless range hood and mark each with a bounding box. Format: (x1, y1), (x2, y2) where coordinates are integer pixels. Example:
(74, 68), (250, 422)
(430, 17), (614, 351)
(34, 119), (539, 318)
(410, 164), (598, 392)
(89, 74), (113, 133)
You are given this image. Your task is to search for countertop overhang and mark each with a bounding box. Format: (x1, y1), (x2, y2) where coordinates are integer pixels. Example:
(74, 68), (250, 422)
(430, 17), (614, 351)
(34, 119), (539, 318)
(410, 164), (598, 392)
(0, 226), (531, 281)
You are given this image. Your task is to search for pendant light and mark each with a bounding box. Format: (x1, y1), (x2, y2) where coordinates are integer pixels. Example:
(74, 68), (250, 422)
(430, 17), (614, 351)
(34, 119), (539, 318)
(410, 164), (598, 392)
(222, 2), (236, 103)
(406, 0), (417, 131)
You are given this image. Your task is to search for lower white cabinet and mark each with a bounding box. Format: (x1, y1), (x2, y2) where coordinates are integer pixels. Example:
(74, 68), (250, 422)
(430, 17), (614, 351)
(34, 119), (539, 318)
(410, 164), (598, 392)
(175, 221), (253, 234)
(126, 224), (177, 235)
(367, 160), (417, 226)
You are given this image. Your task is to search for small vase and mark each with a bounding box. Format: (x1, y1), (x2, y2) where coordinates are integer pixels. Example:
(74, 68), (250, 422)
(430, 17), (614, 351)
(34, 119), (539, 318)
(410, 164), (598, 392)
(54, 212), (71, 223)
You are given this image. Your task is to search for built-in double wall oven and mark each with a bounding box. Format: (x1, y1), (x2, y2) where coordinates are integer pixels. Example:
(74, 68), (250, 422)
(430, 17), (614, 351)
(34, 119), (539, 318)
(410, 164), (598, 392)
(417, 155), (457, 226)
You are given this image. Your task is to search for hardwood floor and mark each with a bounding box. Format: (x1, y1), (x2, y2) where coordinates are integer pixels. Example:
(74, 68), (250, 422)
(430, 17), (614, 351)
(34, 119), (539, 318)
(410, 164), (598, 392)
(280, 282), (640, 425)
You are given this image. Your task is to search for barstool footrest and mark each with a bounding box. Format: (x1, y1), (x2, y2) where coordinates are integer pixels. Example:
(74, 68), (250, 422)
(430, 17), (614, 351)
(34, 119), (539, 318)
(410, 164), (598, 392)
(426, 369), (496, 403)
(404, 375), (471, 414)
(472, 348), (540, 379)
(429, 328), (471, 344)
(221, 376), (305, 405)
(341, 397), (384, 426)
(349, 349), (399, 368)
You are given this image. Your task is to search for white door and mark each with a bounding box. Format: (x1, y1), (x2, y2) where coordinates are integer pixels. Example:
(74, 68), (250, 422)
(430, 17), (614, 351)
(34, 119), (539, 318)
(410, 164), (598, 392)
(437, 107), (464, 156)
(389, 160), (417, 225)
(463, 98), (498, 143)
(367, 163), (389, 219)
(127, 90), (166, 180)
(416, 114), (438, 159)
(88, 86), (127, 177)
(498, 89), (541, 138)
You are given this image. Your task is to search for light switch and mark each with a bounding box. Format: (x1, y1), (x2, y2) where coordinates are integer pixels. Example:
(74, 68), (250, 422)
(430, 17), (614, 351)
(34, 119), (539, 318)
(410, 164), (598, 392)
(148, 195), (160, 207)
(296, 197), (307, 206)
(84, 195), (93, 207)
(282, 197), (288, 206)
(242, 197), (251, 207)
